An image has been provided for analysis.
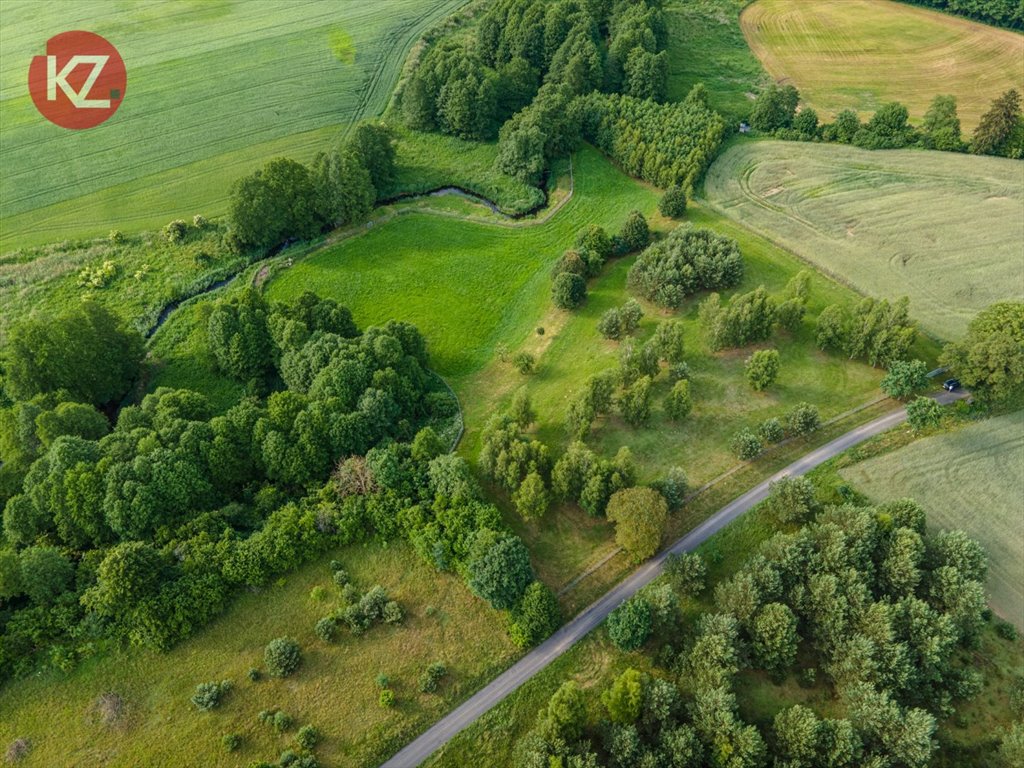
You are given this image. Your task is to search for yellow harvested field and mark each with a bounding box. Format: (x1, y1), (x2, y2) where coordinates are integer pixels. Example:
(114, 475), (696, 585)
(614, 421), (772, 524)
(741, 0), (1024, 129)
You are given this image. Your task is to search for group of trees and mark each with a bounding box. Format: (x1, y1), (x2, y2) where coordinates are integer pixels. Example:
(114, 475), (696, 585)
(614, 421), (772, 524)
(406, 0), (672, 185)
(516, 485), (996, 767)
(227, 123), (396, 251)
(698, 271), (812, 352)
(941, 300), (1024, 403)
(579, 88), (726, 190)
(627, 225), (743, 309)
(730, 402), (821, 460)
(0, 291), (461, 678)
(479, 395), (641, 522)
(902, 0), (1022, 29)
(552, 214), (649, 310)
(564, 317), (689, 438)
(815, 296), (917, 368)
(749, 84), (1023, 158)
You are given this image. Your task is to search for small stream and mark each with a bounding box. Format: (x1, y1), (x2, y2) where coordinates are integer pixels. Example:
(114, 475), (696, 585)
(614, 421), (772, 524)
(144, 275), (236, 339)
(426, 186), (510, 216)
(142, 184), (541, 341)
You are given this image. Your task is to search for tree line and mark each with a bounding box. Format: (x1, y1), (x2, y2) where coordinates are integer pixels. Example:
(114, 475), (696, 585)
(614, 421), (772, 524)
(578, 88), (726, 190)
(899, 0), (1022, 29)
(0, 292), (473, 679)
(514, 480), (1005, 767)
(749, 84), (1023, 159)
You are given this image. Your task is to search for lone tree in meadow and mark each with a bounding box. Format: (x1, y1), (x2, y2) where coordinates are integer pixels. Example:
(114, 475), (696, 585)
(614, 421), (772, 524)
(606, 487), (668, 563)
(264, 637), (301, 678)
(552, 272), (587, 310)
(745, 349), (781, 391)
(659, 185), (687, 218)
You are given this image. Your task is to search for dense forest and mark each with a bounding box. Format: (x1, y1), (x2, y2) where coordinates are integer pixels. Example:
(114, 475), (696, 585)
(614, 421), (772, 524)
(514, 486), (1000, 767)
(0, 292), (555, 679)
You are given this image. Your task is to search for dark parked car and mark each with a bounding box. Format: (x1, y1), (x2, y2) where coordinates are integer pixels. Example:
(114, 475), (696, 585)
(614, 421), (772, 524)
(943, 378), (961, 392)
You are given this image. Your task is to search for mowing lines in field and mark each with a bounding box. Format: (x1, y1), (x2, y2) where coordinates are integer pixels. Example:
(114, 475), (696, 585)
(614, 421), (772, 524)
(704, 141), (1024, 340)
(741, 0), (1024, 129)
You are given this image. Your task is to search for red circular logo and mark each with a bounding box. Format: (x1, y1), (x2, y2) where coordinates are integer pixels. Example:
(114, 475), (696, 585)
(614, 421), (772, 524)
(28, 31), (126, 130)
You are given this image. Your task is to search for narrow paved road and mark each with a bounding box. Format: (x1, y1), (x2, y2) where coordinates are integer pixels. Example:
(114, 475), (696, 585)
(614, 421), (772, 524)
(380, 391), (965, 768)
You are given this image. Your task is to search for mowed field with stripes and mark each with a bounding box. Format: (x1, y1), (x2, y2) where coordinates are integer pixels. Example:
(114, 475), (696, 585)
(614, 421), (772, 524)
(0, 0), (465, 250)
(741, 0), (1024, 128)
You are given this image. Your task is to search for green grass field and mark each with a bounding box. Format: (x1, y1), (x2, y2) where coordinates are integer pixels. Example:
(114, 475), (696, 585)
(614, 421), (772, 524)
(457, 199), (940, 594)
(841, 410), (1024, 630)
(0, 0), (467, 249)
(665, 0), (768, 121)
(703, 140), (1024, 340)
(741, 0), (1024, 130)
(265, 146), (659, 377)
(0, 542), (516, 768)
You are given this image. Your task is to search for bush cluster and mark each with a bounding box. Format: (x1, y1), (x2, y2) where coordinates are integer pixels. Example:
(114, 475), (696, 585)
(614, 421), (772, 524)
(265, 637), (301, 678)
(191, 680), (232, 711)
(627, 225), (742, 309)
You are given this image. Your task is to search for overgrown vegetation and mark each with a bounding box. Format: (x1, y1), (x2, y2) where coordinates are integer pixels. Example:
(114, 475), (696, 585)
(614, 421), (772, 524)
(0, 291), (461, 679)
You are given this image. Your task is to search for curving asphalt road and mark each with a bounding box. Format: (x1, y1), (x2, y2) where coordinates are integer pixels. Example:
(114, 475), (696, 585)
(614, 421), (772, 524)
(380, 390), (966, 768)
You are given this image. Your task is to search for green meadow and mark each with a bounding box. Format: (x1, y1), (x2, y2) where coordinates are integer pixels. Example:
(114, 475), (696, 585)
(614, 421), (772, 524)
(0, 542), (516, 768)
(257, 145), (940, 595)
(266, 146), (658, 377)
(0, 0), (467, 249)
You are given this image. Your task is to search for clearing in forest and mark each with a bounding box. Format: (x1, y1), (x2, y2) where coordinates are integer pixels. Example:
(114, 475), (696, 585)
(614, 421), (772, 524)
(741, 0), (1024, 129)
